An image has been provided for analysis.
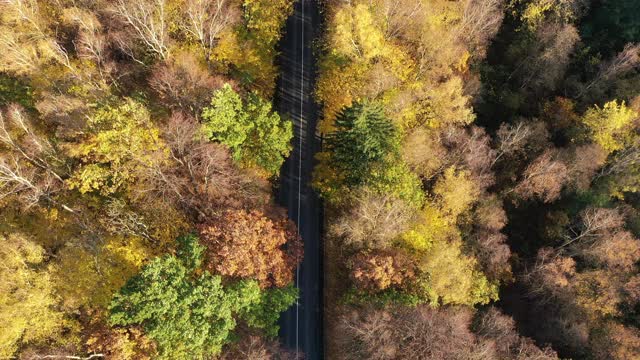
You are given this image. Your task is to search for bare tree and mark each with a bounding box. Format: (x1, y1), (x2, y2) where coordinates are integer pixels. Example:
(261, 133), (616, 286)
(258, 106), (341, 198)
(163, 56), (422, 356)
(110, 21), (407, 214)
(458, 0), (505, 58)
(179, 0), (240, 57)
(336, 306), (498, 360)
(0, 105), (68, 209)
(493, 121), (534, 166)
(134, 112), (270, 219)
(329, 187), (417, 250)
(474, 308), (559, 360)
(112, 0), (170, 60)
(560, 207), (625, 249)
(442, 125), (497, 188)
(514, 149), (569, 203)
(522, 23), (579, 92)
(583, 43), (640, 95)
(149, 52), (225, 114)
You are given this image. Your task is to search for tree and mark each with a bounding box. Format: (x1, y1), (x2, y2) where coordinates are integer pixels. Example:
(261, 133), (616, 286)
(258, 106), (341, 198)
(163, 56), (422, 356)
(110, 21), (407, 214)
(239, 285), (298, 337)
(458, 0), (505, 58)
(329, 188), (417, 250)
(84, 311), (157, 360)
(149, 52), (226, 114)
(474, 307), (559, 360)
(243, 0), (294, 49)
(135, 113), (270, 218)
(109, 235), (261, 360)
(201, 84), (293, 176)
(220, 334), (298, 360)
(111, 0), (171, 60)
(0, 104), (66, 208)
(433, 167), (480, 218)
(67, 99), (166, 195)
(199, 209), (303, 288)
(418, 235), (498, 306)
(52, 236), (152, 311)
(515, 149), (569, 203)
(177, 0), (240, 57)
(0, 233), (64, 358)
(348, 250), (416, 292)
(336, 306), (495, 360)
(324, 101), (398, 186)
(580, 100), (639, 153)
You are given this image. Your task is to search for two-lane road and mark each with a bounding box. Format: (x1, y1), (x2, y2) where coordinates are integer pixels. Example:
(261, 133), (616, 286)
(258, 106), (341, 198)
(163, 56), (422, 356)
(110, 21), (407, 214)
(276, 0), (323, 359)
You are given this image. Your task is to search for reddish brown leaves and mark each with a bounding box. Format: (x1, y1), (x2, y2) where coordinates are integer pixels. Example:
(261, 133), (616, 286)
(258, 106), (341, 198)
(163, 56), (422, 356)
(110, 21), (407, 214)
(348, 250), (416, 291)
(199, 209), (303, 288)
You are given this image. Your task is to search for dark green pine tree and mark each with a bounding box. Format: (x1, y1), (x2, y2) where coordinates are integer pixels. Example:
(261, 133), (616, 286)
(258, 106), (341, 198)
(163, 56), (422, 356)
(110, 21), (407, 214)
(326, 101), (398, 185)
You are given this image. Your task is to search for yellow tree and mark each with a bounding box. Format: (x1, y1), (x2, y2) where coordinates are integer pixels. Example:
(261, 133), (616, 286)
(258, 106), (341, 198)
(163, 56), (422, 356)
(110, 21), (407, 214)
(0, 233), (64, 358)
(67, 99), (166, 195)
(580, 100), (639, 153)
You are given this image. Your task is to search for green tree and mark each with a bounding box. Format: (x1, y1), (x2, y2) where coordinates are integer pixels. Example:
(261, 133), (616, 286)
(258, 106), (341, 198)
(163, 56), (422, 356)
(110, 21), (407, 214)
(201, 84), (292, 176)
(325, 101), (398, 186)
(109, 235), (261, 359)
(240, 285), (298, 337)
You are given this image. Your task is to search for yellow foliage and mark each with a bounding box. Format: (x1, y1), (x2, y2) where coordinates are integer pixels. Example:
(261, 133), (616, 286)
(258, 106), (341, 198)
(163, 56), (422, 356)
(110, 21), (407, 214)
(575, 270), (622, 318)
(332, 4), (386, 60)
(0, 234), (64, 358)
(433, 167), (480, 218)
(244, 0), (294, 48)
(67, 99), (167, 195)
(418, 236), (498, 306)
(401, 204), (453, 252)
(316, 60), (369, 133)
(581, 100), (639, 154)
(52, 236), (152, 311)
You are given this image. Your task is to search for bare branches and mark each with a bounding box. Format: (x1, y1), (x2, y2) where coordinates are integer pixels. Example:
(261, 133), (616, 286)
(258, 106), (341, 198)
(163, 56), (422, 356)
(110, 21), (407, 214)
(583, 43), (640, 95)
(329, 188), (417, 250)
(179, 0), (239, 55)
(514, 149), (569, 203)
(0, 105), (67, 208)
(112, 0), (170, 60)
(459, 0), (505, 57)
(560, 207), (625, 249)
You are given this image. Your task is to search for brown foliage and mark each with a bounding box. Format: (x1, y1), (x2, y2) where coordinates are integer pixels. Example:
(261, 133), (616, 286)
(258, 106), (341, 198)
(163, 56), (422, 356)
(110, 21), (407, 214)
(135, 113), (270, 219)
(199, 209), (303, 288)
(82, 311), (156, 360)
(527, 248), (576, 301)
(329, 188), (417, 250)
(471, 231), (511, 281)
(220, 334), (299, 360)
(581, 230), (640, 270)
(515, 149), (569, 203)
(474, 307), (559, 360)
(348, 249), (416, 291)
(565, 144), (607, 191)
(149, 53), (226, 114)
(336, 306), (484, 360)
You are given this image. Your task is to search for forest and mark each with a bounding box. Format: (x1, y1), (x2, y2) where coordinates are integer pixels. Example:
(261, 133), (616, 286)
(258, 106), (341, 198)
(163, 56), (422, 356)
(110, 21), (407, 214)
(1, 0), (640, 359)
(0, 0), (302, 359)
(316, 0), (640, 359)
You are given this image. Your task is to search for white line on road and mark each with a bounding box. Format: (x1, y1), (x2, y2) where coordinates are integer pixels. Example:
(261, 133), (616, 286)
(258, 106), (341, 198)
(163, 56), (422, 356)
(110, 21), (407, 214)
(296, 0), (304, 354)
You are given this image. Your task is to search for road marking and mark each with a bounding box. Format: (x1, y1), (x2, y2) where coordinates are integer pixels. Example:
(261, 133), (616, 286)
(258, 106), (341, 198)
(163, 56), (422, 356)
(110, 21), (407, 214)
(296, 0), (304, 354)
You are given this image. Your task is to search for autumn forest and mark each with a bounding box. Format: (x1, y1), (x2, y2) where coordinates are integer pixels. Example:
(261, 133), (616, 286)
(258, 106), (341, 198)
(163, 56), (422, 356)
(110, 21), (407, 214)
(1, 0), (640, 359)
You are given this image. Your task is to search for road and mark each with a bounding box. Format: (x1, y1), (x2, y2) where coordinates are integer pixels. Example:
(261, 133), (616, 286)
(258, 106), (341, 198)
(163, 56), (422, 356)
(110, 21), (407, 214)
(275, 0), (323, 359)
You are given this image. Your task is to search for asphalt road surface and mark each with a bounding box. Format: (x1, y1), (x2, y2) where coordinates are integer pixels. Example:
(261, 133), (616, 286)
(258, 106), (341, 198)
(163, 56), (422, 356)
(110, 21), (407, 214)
(276, 0), (323, 359)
